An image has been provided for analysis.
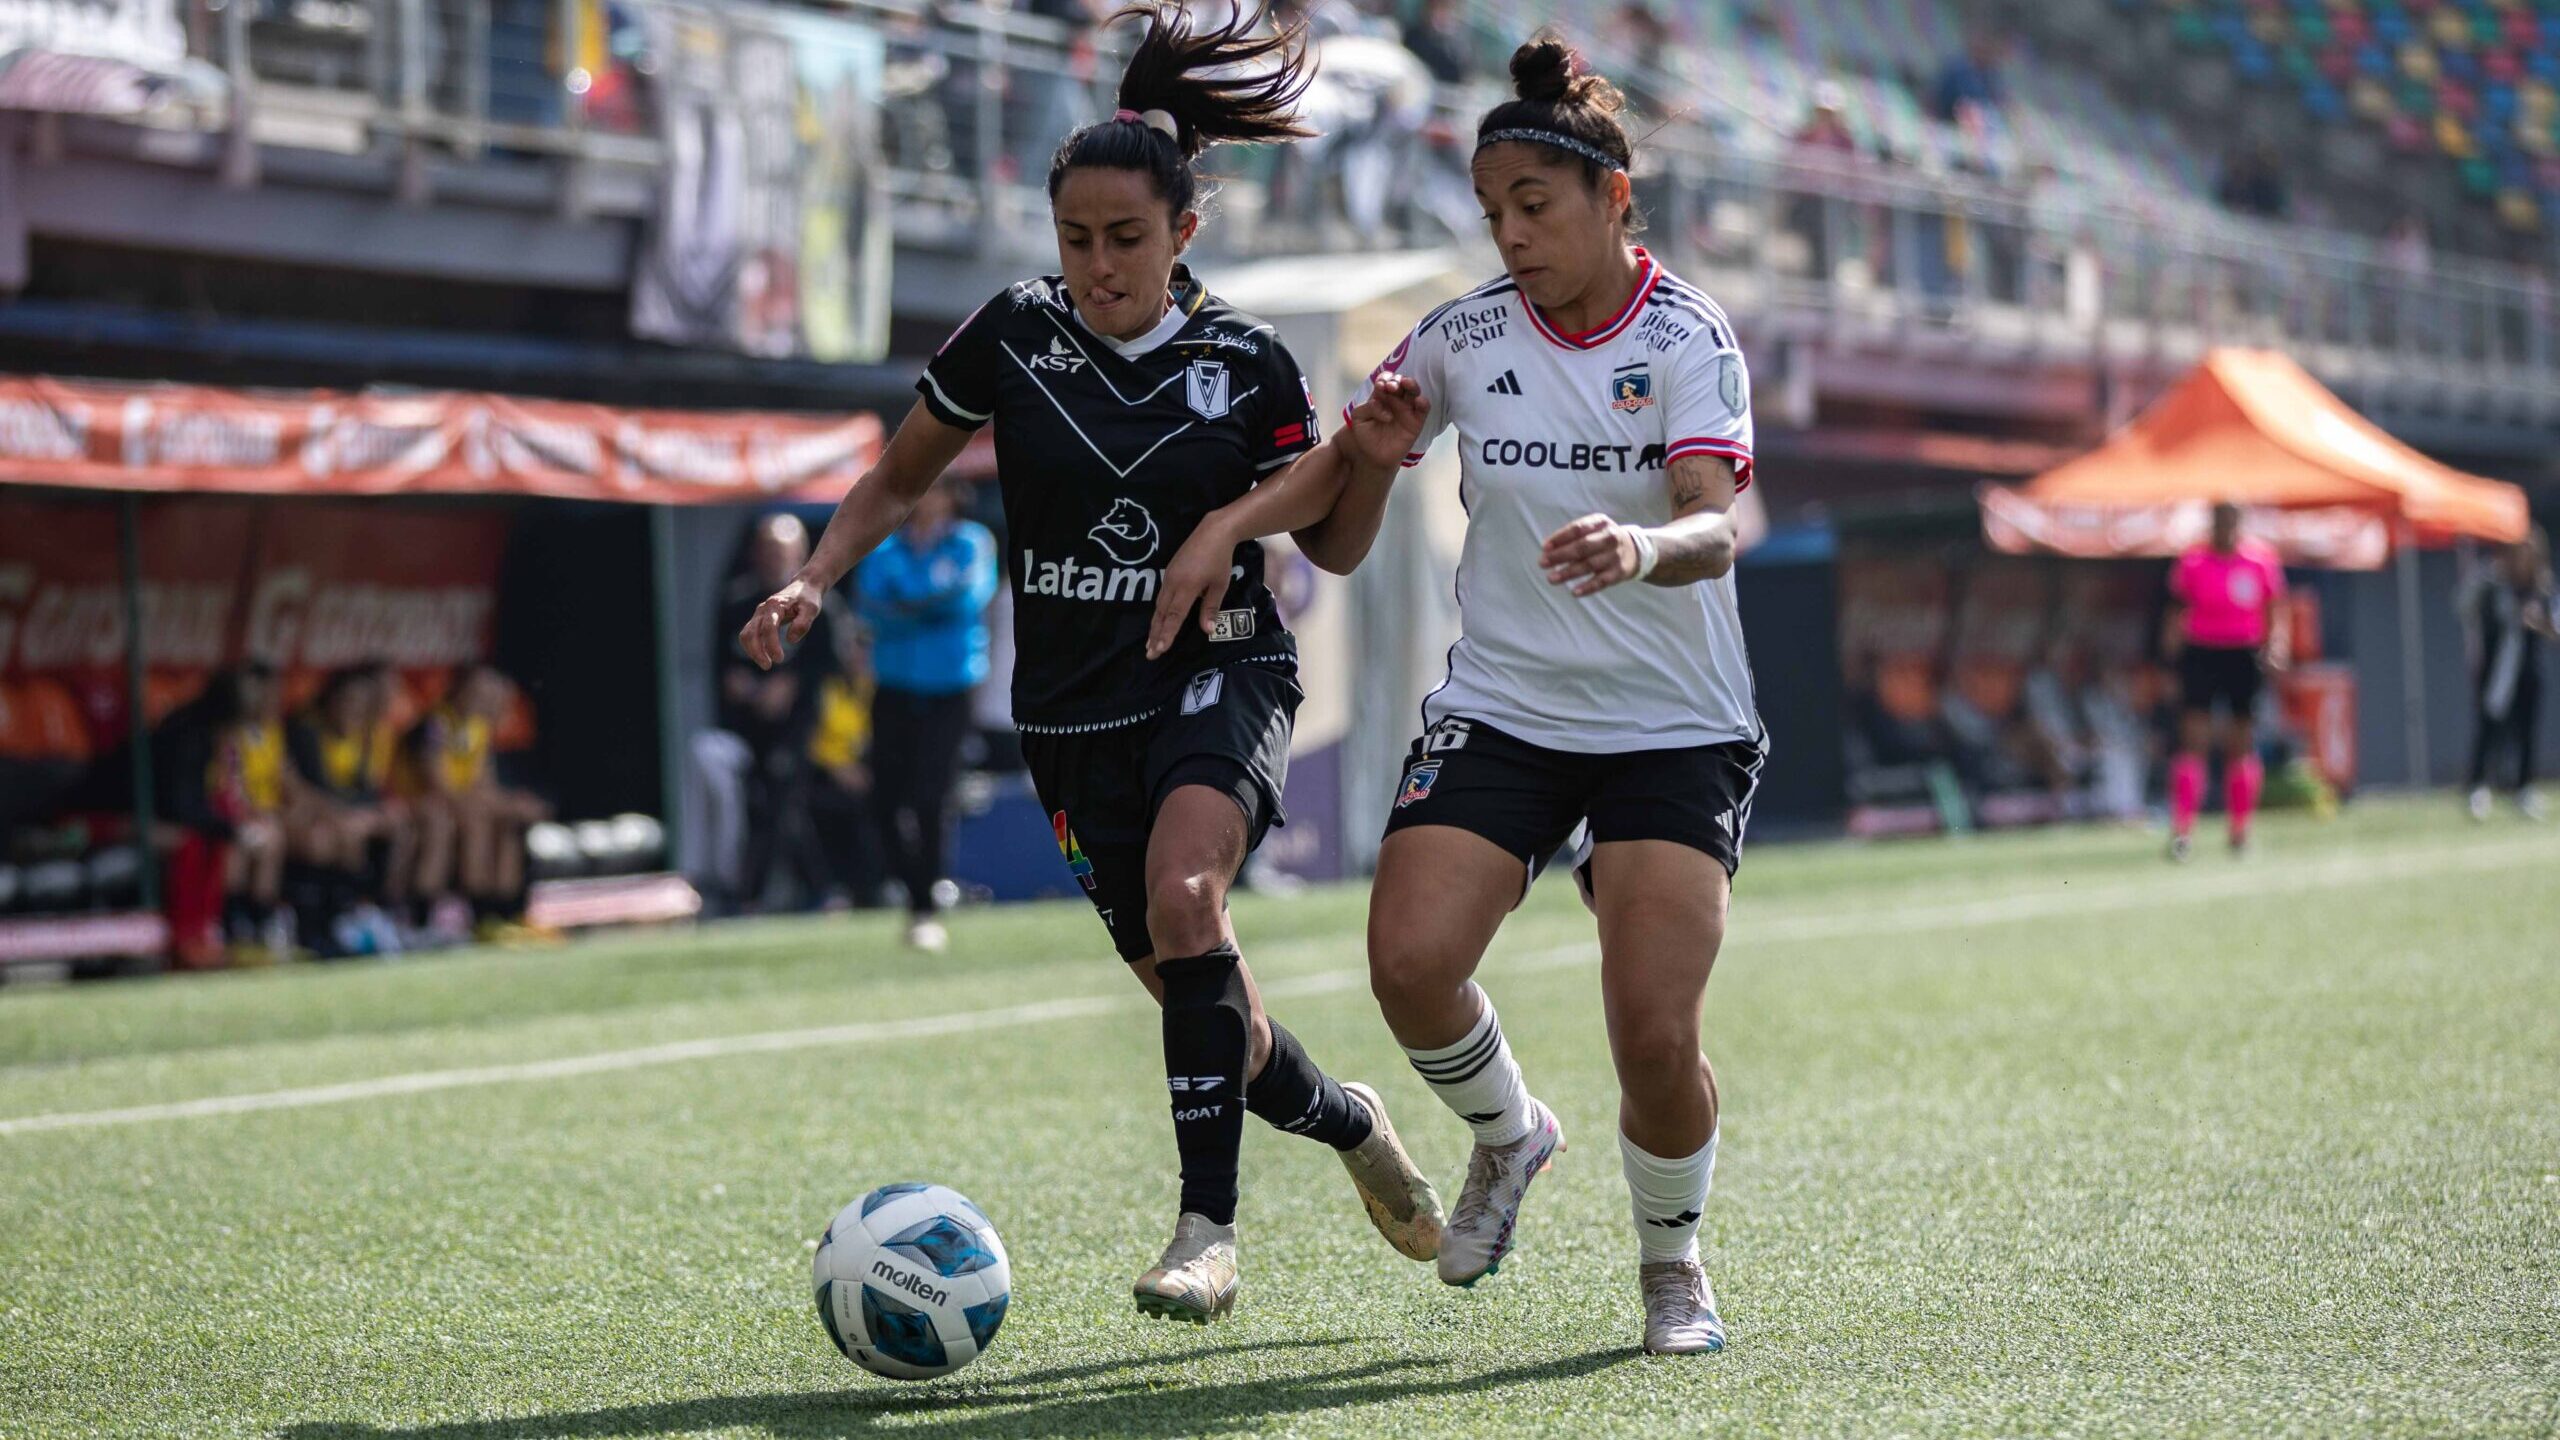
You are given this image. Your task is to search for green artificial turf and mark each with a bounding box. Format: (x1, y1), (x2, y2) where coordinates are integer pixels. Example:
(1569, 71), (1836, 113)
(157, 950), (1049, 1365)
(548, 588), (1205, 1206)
(3, 797), (2555, 1438)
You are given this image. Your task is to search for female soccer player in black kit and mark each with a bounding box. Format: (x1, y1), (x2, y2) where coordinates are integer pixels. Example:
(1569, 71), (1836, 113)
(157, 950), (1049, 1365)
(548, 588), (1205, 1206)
(741, 3), (1441, 1323)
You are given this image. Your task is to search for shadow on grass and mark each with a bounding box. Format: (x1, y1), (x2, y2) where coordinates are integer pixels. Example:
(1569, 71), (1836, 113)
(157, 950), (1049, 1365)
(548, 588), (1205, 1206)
(281, 1336), (1643, 1440)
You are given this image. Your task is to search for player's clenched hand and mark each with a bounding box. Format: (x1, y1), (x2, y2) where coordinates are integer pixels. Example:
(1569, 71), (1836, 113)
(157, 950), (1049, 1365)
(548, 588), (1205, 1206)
(1541, 513), (1642, 598)
(1146, 516), (1235, 661)
(1342, 373), (1429, 472)
(739, 576), (823, 670)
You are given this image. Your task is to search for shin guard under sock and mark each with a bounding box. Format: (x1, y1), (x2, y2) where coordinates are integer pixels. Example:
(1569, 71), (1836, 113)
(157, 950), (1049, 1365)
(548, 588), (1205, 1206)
(1156, 948), (1251, 1225)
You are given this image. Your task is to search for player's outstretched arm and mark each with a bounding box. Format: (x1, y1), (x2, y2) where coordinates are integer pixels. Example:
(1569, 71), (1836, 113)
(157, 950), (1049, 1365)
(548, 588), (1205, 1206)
(740, 400), (974, 670)
(1141, 439), (1354, 660)
(1289, 375), (1430, 576)
(1144, 378), (1429, 659)
(1539, 455), (1739, 598)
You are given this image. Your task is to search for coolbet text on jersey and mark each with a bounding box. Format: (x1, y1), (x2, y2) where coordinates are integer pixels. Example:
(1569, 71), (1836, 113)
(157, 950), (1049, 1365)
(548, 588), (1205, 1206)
(1349, 249), (1761, 752)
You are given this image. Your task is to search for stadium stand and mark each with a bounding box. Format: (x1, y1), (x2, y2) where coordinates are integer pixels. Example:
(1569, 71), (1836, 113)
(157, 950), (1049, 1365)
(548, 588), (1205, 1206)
(2144, 0), (2560, 238)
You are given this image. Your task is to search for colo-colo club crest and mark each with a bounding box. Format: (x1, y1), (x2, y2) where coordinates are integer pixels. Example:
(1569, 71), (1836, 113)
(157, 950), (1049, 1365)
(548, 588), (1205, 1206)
(1610, 362), (1656, 413)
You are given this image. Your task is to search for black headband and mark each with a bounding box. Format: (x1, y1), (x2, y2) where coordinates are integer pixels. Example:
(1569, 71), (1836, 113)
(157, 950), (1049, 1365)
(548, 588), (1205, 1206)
(1475, 126), (1626, 172)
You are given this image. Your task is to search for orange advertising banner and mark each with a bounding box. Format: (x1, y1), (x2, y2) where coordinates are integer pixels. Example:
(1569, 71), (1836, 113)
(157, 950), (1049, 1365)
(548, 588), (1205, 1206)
(1, 494), (511, 756)
(0, 377), (883, 503)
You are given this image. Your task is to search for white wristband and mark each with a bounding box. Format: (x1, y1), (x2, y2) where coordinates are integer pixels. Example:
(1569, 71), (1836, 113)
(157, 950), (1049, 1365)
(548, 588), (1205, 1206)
(1627, 526), (1660, 582)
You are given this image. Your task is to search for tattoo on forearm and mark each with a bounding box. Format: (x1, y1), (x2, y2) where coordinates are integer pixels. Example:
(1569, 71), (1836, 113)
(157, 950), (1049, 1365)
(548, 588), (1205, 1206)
(1642, 513), (1735, 587)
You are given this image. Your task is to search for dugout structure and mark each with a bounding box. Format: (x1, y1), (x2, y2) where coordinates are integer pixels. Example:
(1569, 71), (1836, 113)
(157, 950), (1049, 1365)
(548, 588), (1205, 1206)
(0, 376), (889, 968)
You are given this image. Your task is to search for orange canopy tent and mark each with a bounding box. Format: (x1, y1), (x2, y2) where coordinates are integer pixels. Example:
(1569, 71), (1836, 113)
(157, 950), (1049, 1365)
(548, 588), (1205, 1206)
(1980, 348), (2535, 787)
(1980, 348), (2530, 570)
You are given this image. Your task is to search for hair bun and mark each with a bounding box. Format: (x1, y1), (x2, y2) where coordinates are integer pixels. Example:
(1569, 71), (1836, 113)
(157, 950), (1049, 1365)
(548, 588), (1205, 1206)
(1509, 37), (1575, 104)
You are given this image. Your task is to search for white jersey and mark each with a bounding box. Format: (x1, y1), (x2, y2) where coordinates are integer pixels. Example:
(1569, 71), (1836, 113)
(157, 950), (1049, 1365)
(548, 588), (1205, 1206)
(1350, 250), (1762, 753)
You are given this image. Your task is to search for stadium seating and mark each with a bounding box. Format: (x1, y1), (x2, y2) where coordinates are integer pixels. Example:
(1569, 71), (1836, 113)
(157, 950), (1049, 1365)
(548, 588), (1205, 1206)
(2141, 0), (2560, 233)
(1470, 0), (2221, 223)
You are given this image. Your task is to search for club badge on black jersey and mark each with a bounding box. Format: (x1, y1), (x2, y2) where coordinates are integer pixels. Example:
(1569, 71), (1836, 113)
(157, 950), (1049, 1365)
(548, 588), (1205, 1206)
(918, 269), (1319, 731)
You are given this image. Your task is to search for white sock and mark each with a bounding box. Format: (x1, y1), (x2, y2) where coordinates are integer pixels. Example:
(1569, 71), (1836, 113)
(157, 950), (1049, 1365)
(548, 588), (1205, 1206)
(1621, 1128), (1716, 1266)
(1402, 984), (1532, 1146)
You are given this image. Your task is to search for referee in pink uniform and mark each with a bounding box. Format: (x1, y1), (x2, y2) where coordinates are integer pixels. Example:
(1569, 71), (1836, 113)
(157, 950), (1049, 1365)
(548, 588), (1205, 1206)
(2163, 502), (2290, 859)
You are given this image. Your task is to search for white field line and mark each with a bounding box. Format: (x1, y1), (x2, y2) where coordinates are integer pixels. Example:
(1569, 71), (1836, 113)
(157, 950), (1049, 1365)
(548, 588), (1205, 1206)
(1, 835), (2550, 1139)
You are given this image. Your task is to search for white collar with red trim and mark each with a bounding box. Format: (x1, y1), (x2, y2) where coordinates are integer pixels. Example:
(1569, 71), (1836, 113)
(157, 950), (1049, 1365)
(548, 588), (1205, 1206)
(1521, 248), (1660, 351)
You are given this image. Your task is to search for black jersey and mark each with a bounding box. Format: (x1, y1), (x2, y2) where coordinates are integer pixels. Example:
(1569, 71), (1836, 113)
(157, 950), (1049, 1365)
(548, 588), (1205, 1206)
(916, 266), (1319, 731)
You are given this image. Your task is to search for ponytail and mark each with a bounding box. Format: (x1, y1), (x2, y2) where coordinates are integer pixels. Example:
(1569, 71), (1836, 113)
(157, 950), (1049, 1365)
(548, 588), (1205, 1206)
(1047, 3), (1316, 218)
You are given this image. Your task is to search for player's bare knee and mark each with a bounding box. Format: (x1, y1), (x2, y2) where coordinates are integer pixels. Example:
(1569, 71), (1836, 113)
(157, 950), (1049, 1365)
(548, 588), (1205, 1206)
(1143, 867), (1226, 957)
(1612, 1020), (1704, 1094)
(1367, 939), (1466, 1023)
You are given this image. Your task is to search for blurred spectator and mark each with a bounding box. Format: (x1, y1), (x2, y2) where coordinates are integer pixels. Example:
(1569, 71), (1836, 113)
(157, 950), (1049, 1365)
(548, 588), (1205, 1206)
(1936, 660), (2030, 798)
(694, 513), (838, 915)
(1793, 82), (1858, 156)
(1400, 0), (1473, 86)
(883, 8), (959, 175)
(2380, 211), (2437, 350)
(1847, 647), (1945, 770)
(2383, 212), (2434, 277)
(1788, 82), (1862, 281)
(1271, 0), (1366, 43)
(2078, 665), (2154, 822)
(930, 0), (995, 180)
(856, 479), (997, 952)
(406, 664), (552, 943)
(2020, 643), (2094, 803)
(1596, 2), (1676, 118)
(567, 0), (651, 135)
(1010, 0), (1099, 182)
(2214, 141), (2290, 220)
(1931, 31), (2005, 124)
(2460, 528), (2554, 821)
(804, 623), (888, 909)
(287, 667), (411, 956)
(157, 664), (297, 962)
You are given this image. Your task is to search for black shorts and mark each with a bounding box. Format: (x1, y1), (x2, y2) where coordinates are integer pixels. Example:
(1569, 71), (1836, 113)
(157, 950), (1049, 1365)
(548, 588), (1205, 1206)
(1380, 716), (1766, 885)
(2178, 644), (2264, 717)
(1017, 660), (1300, 963)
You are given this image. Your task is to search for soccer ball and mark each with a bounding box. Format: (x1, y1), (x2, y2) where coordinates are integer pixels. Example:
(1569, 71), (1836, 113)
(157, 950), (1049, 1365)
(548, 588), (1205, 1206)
(812, 1182), (1011, 1381)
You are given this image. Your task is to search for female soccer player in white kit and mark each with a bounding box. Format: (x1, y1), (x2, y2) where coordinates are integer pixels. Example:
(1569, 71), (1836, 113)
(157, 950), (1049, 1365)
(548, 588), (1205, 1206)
(1149, 37), (1763, 1355)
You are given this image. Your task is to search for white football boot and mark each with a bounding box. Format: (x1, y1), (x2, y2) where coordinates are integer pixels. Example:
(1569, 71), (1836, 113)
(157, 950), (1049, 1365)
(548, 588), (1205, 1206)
(1437, 1098), (1564, 1287)
(1638, 1258), (1727, 1355)
(1336, 1082), (1444, 1262)
(1133, 1212), (1239, 1323)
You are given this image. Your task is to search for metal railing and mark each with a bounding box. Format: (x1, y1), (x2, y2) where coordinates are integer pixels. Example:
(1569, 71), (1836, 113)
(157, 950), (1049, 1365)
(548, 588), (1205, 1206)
(1636, 140), (2557, 413)
(168, 0), (2560, 421)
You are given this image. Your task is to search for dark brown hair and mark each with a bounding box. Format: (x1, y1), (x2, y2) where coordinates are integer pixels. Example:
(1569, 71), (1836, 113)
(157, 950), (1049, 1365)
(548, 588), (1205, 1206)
(1476, 36), (1641, 228)
(1047, 3), (1316, 218)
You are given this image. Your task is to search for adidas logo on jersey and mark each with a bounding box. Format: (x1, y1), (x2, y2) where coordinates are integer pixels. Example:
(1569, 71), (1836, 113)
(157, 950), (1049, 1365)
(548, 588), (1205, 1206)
(1485, 370), (1523, 396)
(1028, 336), (1088, 373)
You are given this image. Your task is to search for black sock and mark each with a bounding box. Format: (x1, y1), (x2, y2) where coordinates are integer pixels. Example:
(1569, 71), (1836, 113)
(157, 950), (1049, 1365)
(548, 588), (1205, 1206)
(1156, 948), (1251, 1227)
(1246, 1020), (1375, 1152)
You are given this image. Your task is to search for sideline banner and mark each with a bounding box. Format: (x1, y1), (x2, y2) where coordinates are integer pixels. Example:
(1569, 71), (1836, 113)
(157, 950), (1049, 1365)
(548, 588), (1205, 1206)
(0, 377), (882, 502)
(0, 495), (507, 746)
